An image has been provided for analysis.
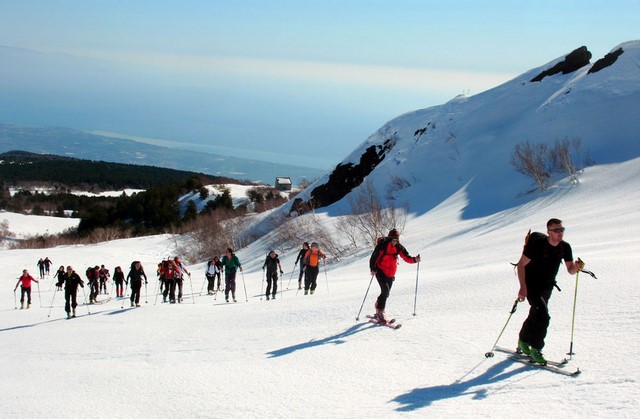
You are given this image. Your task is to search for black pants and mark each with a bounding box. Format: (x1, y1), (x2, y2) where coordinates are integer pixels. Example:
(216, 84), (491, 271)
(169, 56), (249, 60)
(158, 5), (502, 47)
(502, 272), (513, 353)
(519, 286), (553, 350)
(164, 278), (176, 302)
(214, 272), (221, 289)
(90, 280), (99, 301)
(20, 286), (32, 304)
(298, 263), (305, 284)
(304, 266), (319, 291)
(266, 271), (278, 297)
(64, 288), (78, 313)
(206, 274), (216, 293)
(225, 270), (237, 300)
(375, 271), (395, 311)
(130, 283), (142, 304)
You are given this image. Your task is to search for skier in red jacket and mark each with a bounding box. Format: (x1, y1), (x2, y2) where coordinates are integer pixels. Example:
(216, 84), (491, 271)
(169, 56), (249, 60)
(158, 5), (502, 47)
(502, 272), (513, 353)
(15, 269), (39, 309)
(369, 229), (420, 323)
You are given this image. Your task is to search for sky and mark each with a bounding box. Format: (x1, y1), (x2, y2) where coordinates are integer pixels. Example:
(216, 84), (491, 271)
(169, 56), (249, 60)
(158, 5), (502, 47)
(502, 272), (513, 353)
(0, 0), (638, 169)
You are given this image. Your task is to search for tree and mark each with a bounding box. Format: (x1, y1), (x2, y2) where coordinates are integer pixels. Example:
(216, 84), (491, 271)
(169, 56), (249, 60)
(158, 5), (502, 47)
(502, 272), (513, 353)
(510, 141), (551, 190)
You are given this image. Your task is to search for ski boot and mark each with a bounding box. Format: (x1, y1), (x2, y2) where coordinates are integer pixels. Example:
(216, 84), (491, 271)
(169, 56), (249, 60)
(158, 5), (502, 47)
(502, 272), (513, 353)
(530, 348), (547, 365)
(374, 309), (388, 324)
(517, 339), (532, 356)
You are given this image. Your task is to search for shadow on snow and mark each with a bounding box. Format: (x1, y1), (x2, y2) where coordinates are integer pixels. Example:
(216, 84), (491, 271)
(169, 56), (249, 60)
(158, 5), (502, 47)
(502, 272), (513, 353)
(391, 358), (529, 412)
(266, 322), (374, 358)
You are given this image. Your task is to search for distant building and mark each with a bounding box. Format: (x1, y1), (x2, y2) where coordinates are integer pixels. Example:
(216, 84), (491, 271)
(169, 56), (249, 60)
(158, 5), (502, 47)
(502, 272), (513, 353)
(275, 177), (292, 191)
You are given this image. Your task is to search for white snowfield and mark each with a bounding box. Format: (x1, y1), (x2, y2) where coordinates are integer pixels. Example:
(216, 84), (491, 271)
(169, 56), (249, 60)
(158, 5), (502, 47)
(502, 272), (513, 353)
(1, 158), (638, 418)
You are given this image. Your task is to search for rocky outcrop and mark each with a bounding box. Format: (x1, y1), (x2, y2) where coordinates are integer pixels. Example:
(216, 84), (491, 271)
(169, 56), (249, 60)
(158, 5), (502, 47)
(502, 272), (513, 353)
(588, 48), (624, 74)
(289, 138), (395, 215)
(531, 46), (592, 82)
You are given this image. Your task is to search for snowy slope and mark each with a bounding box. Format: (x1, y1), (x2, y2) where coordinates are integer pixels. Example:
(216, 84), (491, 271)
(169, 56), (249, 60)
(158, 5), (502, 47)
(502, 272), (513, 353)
(281, 41), (640, 221)
(1, 158), (639, 418)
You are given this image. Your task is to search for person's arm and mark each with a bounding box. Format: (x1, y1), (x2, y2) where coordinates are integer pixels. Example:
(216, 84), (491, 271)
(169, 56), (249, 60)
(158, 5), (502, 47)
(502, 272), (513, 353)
(566, 258), (584, 275)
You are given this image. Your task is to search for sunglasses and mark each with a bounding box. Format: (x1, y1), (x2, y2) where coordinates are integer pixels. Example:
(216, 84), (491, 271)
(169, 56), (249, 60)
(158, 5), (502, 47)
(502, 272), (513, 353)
(549, 227), (565, 233)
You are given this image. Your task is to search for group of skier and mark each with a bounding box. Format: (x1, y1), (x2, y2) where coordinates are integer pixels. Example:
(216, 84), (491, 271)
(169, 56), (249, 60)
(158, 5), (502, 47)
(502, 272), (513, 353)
(13, 218), (584, 365)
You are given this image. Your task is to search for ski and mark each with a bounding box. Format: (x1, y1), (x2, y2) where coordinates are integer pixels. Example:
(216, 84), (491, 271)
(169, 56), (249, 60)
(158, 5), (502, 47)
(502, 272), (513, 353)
(365, 314), (396, 324)
(493, 346), (568, 368)
(493, 347), (581, 376)
(366, 315), (401, 329)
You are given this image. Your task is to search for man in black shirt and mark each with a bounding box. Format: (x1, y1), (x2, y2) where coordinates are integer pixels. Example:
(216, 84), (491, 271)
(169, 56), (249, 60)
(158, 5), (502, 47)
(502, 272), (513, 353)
(516, 218), (584, 364)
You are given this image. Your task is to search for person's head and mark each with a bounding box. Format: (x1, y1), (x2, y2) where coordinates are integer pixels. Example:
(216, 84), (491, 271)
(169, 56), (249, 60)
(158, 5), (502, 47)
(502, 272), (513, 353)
(547, 218), (565, 240)
(303, 242), (309, 249)
(58, 265), (64, 271)
(226, 248), (233, 255)
(23, 269), (28, 275)
(269, 250), (276, 258)
(214, 256), (219, 261)
(388, 228), (400, 244)
(311, 242), (318, 249)
(66, 266), (74, 273)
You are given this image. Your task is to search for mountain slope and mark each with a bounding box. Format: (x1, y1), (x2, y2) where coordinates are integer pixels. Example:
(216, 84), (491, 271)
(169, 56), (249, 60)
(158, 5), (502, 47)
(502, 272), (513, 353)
(282, 41), (640, 221)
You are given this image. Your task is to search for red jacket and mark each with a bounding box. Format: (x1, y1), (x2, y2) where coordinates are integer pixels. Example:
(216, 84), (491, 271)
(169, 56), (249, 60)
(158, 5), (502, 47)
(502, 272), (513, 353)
(17, 274), (37, 288)
(369, 240), (417, 277)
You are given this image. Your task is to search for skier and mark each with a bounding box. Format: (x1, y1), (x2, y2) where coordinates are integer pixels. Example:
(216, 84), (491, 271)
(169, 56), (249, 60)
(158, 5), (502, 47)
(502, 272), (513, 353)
(113, 266), (125, 297)
(14, 269), (39, 309)
(262, 250), (284, 300)
(126, 261), (148, 307)
(99, 265), (110, 294)
(294, 242), (309, 290)
(515, 218), (584, 364)
(161, 259), (179, 303)
(173, 256), (190, 303)
(369, 229), (420, 323)
(56, 266), (84, 319)
(86, 266), (100, 303)
(303, 242), (326, 295)
(205, 257), (220, 295)
(53, 265), (65, 291)
(37, 258), (46, 279)
(221, 248), (242, 302)
(43, 257), (53, 276)
(213, 256), (223, 291)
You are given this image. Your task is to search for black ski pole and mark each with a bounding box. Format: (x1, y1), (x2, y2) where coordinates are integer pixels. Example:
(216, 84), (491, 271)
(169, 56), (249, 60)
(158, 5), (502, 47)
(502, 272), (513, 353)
(80, 284), (91, 315)
(47, 288), (58, 318)
(485, 299), (520, 358)
(356, 274), (375, 321)
(413, 260), (420, 316)
(37, 281), (42, 308)
(286, 263), (296, 289)
(240, 270), (248, 302)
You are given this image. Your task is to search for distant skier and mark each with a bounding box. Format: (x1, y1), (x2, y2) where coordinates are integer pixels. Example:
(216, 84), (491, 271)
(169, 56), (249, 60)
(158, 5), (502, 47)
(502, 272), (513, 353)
(515, 218), (584, 364)
(173, 257), (190, 303)
(221, 248), (243, 302)
(86, 266), (100, 303)
(113, 266), (125, 297)
(205, 257), (220, 295)
(99, 265), (110, 294)
(36, 258), (46, 279)
(43, 257), (53, 276)
(262, 250), (284, 300)
(369, 229), (420, 323)
(15, 269), (39, 309)
(53, 265), (65, 291)
(127, 261), (148, 307)
(303, 242), (326, 295)
(56, 266), (84, 319)
(294, 242), (309, 290)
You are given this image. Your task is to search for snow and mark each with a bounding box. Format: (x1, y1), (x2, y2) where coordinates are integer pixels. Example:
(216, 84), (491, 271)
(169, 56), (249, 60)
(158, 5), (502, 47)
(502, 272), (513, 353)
(2, 158), (639, 418)
(2, 42), (640, 418)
